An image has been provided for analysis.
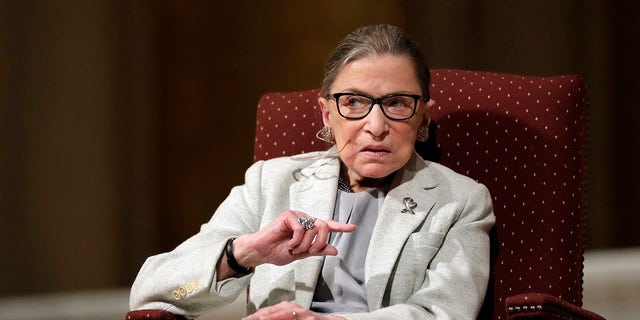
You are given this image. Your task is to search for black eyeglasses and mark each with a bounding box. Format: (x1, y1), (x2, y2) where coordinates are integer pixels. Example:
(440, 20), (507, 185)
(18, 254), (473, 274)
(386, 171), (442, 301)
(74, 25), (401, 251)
(327, 92), (425, 120)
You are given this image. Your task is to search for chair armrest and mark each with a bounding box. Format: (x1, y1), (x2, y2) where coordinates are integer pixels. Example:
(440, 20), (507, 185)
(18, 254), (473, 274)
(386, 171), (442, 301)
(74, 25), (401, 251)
(505, 293), (605, 320)
(125, 310), (187, 320)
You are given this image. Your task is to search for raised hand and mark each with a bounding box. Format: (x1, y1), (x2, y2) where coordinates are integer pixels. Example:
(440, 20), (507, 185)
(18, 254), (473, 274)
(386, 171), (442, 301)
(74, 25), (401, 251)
(232, 210), (357, 268)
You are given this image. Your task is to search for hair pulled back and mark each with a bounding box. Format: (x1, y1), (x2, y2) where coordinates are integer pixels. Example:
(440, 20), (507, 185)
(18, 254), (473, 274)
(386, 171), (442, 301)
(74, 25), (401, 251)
(320, 24), (430, 100)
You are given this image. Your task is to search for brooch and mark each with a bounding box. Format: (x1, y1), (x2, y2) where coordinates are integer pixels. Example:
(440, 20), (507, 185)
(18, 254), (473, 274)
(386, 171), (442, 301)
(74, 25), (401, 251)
(401, 197), (417, 214)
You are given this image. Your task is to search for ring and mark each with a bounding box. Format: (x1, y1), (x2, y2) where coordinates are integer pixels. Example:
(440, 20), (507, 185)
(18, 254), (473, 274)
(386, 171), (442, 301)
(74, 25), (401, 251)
(297, 217), (316, 230)
(292, 310), (298, 318)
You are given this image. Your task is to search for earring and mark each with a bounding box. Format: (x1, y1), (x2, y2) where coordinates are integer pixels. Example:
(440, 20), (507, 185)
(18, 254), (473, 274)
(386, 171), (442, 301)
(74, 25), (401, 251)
(316, 126), (335, 144)
(416, 126), (429, 142)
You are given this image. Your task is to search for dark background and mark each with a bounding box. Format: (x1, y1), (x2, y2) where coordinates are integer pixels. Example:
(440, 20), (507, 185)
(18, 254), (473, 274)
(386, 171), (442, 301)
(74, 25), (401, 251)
(1, 0), (639, 296)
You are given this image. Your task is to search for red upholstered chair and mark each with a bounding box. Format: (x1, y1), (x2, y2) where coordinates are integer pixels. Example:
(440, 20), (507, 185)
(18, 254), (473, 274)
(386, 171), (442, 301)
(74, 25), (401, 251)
(126, 310), (186, 320)
(126, 69), (604, 320)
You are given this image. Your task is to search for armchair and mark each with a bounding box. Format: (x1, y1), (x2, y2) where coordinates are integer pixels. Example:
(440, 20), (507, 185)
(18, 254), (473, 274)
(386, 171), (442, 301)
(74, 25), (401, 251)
(127, 69), (604, 319)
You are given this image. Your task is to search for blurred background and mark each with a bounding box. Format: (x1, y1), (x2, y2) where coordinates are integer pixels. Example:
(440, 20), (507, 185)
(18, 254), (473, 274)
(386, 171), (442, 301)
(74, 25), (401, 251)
(1, 0), (639, 319)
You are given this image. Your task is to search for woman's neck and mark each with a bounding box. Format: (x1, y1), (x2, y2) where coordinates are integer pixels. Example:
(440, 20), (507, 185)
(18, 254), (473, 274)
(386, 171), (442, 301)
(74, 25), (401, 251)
(340, 166), (394, 193)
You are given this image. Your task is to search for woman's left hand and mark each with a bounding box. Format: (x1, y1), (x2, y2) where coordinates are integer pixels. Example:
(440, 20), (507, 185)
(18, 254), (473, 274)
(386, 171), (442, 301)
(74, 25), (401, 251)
(244, 301), (345, 320)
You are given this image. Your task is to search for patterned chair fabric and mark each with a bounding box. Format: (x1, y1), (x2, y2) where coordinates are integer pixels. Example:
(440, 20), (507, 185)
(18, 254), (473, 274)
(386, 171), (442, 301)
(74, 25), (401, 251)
(127, 69), (604, 319)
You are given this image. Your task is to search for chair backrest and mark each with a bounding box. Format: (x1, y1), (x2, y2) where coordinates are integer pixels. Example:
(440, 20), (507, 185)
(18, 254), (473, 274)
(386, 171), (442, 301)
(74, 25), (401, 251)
(253, 69), (588, 320)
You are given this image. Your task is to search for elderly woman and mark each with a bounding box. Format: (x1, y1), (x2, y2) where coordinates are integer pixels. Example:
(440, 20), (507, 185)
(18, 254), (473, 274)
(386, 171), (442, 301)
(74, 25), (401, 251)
(130, 24), (495, 320)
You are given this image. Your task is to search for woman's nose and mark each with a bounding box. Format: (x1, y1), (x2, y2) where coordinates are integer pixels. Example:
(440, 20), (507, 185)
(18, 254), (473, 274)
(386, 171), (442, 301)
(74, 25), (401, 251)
(364, 104), (389, 137)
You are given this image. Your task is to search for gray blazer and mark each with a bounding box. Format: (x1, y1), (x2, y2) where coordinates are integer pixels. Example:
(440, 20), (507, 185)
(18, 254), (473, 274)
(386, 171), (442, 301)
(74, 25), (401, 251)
(130, 148), (495, 319)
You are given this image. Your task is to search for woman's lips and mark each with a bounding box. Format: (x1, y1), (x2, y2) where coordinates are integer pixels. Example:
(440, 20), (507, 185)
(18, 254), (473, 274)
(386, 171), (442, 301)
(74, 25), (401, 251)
(359, 146), (391, 158)
(361, 144), (390, 152)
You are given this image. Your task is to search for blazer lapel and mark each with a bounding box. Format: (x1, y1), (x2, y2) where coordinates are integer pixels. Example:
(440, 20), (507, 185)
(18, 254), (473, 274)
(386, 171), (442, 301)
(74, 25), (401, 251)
(290, 155), (339, 221)
(365, 153), (438, 309)
(288, 154), (340, 307)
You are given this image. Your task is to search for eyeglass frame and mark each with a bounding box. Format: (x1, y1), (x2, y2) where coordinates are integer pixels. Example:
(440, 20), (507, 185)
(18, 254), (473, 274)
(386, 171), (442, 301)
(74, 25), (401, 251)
(326, 92), (428, 120)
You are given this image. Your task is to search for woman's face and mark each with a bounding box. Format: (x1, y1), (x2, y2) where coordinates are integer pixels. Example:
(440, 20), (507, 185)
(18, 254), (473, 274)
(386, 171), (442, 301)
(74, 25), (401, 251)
(319, 54), (434, 187)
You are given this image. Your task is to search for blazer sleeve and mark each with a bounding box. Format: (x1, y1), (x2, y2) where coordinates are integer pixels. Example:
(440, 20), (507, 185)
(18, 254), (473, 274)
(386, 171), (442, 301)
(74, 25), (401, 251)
(343, 181), (495, 320)
(128, 160), (269, 318)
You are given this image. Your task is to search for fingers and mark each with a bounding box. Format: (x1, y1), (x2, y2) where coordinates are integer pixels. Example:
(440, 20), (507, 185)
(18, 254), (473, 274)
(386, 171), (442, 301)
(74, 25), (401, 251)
(299, 223), (319, 252)
(325, 219), (358, 233)
(287, 214), (318, 255)
(250, 210), (357, 267)
(287, 214), (307, 250)
(308, 221), (329, 254)
(286, 210), (357, 257)
(244, 301), (308, 320)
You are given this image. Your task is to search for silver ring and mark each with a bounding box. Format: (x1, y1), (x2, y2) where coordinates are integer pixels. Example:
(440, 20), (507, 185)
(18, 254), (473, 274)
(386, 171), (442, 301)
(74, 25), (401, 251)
(292, 310), (298, 318)
(297, 217), (316, 230)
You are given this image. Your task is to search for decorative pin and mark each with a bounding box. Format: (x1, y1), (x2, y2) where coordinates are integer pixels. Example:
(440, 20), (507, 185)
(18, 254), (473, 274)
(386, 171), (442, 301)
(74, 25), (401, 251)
(401, 197), (417, 214)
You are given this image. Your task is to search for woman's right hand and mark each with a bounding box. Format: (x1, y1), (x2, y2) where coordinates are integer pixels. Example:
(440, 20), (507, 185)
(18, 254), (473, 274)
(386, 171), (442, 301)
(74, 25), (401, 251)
(232, 210), (357, 268)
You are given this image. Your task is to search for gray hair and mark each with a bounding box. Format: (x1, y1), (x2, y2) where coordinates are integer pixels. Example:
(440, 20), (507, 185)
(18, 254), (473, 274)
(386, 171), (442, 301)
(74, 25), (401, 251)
(320, 24), (430, 99)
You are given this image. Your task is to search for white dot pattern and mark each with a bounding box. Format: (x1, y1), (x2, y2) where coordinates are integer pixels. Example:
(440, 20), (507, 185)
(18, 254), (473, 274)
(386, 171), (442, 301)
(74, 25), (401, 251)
(255, 89), (327, 160)
(253, 69), (588, 320)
